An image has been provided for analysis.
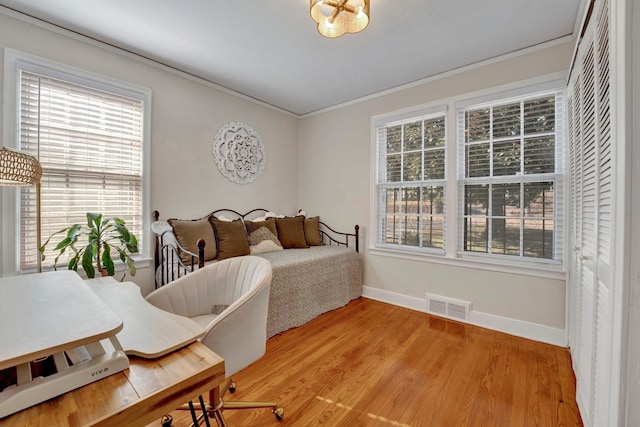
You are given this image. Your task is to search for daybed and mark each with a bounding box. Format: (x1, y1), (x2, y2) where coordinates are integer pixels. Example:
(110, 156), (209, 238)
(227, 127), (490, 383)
(152, 209), (363, 337)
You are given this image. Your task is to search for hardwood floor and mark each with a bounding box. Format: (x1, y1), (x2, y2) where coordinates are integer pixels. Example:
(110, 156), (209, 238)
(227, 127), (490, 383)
(152, 298), (583, 427)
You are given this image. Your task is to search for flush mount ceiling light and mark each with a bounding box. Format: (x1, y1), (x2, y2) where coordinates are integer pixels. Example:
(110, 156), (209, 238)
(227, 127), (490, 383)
(310, 0), (370, 38)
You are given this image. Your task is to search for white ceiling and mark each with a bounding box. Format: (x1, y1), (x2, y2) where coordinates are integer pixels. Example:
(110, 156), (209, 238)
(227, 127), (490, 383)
(0, 0), (584, 116)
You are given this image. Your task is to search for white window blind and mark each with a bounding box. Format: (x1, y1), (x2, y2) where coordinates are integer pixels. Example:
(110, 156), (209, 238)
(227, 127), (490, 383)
(457, 90), (564, 261)
(374, 110), (447, 252)
(18, 68), (144, 271)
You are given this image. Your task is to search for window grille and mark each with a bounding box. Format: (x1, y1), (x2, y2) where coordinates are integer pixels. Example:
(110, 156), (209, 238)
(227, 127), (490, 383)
(456, 90), (564, 261)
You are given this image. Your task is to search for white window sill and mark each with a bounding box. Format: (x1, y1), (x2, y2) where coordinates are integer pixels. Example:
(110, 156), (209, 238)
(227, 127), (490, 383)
(367, 246), (566, 280)
(20, 256), (152, 278)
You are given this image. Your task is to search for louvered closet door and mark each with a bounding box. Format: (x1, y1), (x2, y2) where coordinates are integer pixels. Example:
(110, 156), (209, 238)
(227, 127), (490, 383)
(567, 71), (585, 408)
(576, 38), (597, 423)
(567, 1), (614, 426)
(567, 77), (580, 365)
(592, 3), (613, 425)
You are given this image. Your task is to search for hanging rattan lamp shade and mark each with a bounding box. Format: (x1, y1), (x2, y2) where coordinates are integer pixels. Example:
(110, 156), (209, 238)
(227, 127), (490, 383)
(0, 147), (42, 186)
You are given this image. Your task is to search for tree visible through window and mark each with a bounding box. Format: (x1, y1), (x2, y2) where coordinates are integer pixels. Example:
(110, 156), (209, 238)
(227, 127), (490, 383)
(376, 112), (446, 251)
(458, 92), (563, 260)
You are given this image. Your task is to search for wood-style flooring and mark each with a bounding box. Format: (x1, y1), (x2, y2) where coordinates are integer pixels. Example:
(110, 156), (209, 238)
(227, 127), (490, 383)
(150, 297), (583, 427)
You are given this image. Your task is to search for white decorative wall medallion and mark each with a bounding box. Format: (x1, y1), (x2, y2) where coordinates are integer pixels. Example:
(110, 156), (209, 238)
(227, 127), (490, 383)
(213, 122), (265, 184)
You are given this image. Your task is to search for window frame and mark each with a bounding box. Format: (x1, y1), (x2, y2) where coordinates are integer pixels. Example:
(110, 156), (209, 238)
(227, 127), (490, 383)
(1, 49), (152, 276)
(372, 105), (448, 256)
(456, 89), (565, 264)
(369, 78), (567, 279)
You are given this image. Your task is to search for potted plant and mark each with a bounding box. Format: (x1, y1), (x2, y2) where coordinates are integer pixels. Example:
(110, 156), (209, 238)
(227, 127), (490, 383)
(40, 212), (139, 280)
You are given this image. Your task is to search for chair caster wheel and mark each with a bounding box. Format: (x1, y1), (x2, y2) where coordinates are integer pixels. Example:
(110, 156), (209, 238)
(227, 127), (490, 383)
(160, 414), (173, 426)
(274, 407), (284, 421)
(229, 381), (237, 393)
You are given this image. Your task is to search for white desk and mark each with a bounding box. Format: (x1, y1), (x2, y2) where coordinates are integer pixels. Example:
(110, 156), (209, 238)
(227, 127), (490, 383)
(0, 272), (222, 425)
(0, 271), (129, 418)
(0, 271), (123, 371)
(86, 277), (204, 358)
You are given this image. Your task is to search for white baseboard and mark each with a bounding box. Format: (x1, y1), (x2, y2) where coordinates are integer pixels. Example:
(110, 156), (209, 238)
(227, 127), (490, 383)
(361, 286), (567, 347)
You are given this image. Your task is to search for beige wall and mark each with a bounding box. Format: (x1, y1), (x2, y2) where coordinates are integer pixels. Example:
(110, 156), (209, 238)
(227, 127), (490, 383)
(298, 42), (573, 330)
(0, 12), (299, 295)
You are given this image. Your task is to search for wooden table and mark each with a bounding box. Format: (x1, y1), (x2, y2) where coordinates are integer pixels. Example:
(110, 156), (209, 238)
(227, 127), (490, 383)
(0, 341), (224, 426)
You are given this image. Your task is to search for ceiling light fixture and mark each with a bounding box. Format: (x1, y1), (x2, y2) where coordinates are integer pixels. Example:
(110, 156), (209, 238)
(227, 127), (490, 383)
(310, 0), (370, 38)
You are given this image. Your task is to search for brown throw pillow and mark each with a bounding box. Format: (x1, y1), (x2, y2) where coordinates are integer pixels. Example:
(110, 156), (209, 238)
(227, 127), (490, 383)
(210, 217), (250, 260)
(304, 216), (323, 246)
(275, 216), (309, 249)
(245, 218), (283, 254)
(168, 218), (217, 264)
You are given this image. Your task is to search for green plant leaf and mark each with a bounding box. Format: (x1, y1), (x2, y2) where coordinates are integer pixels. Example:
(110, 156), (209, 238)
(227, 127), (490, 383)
(113, 218), (130, 242)
(68, 255), (79, 271)
(41, 212), (138, 277)
(126, 234), (138, 253)
(87, 212), (102, 228)
(82, 244), (95, 278)
(102, 242), (115, 276)
(39, 225), (71, 254)
(53, 237), (72, 251)
(88, 227), (100, 243)
(67, 223), (82, 237)
(117, 247), (127, 263)
(116, 247), (136, 279)
(53, 246), (67, 270)
(127, 256), (136, 276)
(101, 216), (111, 228)
(53, 224), (83, 251)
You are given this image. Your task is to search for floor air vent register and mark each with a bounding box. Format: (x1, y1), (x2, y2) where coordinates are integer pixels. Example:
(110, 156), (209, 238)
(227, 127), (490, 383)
(425, 293), (472, 321)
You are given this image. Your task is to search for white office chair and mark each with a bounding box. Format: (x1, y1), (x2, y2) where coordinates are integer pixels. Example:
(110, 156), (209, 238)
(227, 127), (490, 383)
(146, 256), (283, 426)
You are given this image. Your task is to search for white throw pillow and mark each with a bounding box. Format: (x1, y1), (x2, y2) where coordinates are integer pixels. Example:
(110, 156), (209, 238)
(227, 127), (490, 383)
(249, 240), (284, 255)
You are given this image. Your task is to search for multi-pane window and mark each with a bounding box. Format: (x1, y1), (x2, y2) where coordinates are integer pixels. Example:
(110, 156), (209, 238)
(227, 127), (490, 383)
(15, 62), (146, 271)
(375, 111), (446, 251)
(458, 91), (563, 261)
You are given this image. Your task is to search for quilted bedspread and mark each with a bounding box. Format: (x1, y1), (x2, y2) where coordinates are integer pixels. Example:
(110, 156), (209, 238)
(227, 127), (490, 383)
(256, 245), (363, 338)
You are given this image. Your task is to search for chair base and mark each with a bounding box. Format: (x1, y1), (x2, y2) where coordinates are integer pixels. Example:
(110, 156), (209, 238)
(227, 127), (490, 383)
(174, 378), (284, 427)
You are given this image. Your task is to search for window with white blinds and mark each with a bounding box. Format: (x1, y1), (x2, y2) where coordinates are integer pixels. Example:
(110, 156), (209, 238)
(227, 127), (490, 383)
(457, 90), (564, 261)
(374, 109), (447, 252)
(17, 66), (145, 271)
